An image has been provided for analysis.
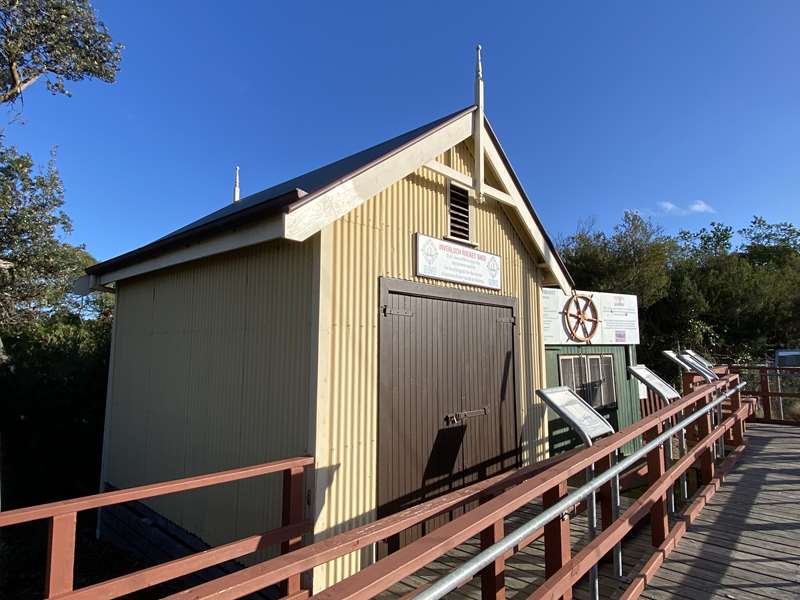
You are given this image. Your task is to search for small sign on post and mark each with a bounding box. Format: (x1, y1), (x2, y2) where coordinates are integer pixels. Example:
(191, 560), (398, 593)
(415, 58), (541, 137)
(628, 364), (681, 403)
(536, 386), (614, 445)
(536, 385), (618, 597)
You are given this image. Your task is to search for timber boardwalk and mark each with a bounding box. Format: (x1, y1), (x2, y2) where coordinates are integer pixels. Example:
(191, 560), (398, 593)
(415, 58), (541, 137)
(638, 423), (800, 600)
(2, 374), (800, 599)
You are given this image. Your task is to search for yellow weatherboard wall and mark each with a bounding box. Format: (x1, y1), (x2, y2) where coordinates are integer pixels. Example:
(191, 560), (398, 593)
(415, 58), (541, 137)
(103, 239), (316, 557)
(313, 140), (549, 588)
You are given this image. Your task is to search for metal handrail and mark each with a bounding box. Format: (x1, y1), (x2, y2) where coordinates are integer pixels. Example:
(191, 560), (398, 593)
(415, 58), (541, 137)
(414, 381), (747, 600)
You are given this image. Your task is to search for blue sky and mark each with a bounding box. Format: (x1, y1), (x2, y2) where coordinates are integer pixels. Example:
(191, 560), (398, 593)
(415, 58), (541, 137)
(5, 1), (800, 261)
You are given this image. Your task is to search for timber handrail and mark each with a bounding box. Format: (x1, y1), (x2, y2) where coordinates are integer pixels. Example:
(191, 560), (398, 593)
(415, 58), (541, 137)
(729, 364), (800, 423)
(0, 455), (314, 599)
(0, 456), (314, 527)
(167, 375), (747, 600)
(413, 382), (747, 600)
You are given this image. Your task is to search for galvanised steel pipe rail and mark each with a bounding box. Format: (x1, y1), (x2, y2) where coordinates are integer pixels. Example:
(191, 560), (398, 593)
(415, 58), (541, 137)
(414, 381), (747, 600)
(167, 376), (739, 600)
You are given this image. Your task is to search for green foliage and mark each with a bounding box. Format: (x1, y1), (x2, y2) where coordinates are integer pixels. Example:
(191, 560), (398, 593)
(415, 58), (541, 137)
(0, 0), (122, 103)
(560, 211), (677, 309)
(0, 143), (112, 506)
(0, 310), (111, 504)
(560, 214), (800, 369)
(0, 144), (102, 329)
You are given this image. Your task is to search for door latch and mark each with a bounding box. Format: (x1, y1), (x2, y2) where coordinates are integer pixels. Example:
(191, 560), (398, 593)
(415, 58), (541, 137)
(443, 406), (490, 426)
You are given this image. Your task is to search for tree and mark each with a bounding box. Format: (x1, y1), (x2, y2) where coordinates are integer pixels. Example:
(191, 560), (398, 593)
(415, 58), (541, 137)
(560, 211), (676, 309)
(562, 211), (800, 369)
(0, 0), (122, 104)
(0, 144), (90, 329)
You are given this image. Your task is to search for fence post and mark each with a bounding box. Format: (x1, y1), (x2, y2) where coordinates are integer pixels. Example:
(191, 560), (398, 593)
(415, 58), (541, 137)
(544, 482), (572, 600)
(480, 517), (506, 600)
(281, 465), (306, 597)
(644, 423), (668, 547)
(697, 393), (715, 485)
(760, 367), (772, 420)
(45, 512), (76, 598)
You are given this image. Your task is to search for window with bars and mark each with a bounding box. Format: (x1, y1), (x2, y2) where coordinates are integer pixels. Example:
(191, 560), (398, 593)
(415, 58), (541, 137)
(558, 354), (617, 408)
(448, 183), (471, 241)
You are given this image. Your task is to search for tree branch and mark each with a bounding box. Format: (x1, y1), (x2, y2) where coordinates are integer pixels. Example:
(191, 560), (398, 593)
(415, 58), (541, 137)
(0, 62), (41, 103)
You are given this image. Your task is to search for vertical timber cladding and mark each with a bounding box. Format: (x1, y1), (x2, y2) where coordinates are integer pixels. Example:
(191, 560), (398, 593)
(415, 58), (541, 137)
(316, 140), (549, 588)
(377, 279), (519, 554)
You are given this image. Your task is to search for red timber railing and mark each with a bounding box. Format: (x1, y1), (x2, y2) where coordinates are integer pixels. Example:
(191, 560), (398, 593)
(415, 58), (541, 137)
(729, 364), (800, 424)
(162, 374), (753, 600)
(0, 455), (314, 599)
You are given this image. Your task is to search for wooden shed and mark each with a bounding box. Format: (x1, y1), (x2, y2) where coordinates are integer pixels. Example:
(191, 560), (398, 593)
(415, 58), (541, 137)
(540, 288), (643, 456)
(84, 52), (573, 590)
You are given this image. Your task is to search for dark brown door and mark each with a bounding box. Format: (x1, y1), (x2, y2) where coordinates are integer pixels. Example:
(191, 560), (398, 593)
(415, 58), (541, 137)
(377, 279), (519, 554)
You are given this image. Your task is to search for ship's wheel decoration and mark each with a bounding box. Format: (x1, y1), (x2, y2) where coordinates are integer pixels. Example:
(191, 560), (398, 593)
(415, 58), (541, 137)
(562, 292), (601, 343)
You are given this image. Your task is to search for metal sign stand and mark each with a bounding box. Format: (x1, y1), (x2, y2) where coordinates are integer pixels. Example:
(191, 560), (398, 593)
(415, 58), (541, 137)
(685, 349), (715, 370)
(664, 350), (725, 460)
(679, 353), (726, 459)
(536, 386), (620, 600)
(628, 364), (688, 507)
(662, 349), (691, 373)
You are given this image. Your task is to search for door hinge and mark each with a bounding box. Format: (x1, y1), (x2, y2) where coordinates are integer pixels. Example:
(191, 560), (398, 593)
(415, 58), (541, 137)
(381, 306), (413, 317)
(498, 316), (516, 325)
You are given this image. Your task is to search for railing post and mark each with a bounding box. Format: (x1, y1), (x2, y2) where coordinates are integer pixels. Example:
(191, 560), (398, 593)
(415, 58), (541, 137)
(45, 512), (76, 598)
(595, 452), (622, 577)
(596, 454), (613, 531)
(681, 372), (696, 396)
(281, 465), (306, 597)
(760, 367), (772, 420)
(644, 423), (668, 547)
(730, 381), (745, 446)
(697, 393), (716, 485)
(544, 482), (572, 600)
(480, 517), (506, 600)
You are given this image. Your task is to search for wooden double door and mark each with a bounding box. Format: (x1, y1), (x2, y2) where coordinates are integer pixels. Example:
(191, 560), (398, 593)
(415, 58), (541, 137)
(377, 279), (520, 553)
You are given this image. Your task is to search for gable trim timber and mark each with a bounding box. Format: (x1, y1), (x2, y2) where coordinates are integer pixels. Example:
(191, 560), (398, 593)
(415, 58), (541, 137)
(283, 112), (473, 241)
(481, 121), (573, 291)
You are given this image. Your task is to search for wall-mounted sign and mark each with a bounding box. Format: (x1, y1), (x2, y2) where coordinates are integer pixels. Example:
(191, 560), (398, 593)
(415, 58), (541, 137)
(543, 288), (639, 345)
(415, 234), (502, 290)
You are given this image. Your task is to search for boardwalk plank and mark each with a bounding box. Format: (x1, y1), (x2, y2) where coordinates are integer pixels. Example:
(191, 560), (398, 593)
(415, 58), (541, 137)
(642, 423), (800, 599)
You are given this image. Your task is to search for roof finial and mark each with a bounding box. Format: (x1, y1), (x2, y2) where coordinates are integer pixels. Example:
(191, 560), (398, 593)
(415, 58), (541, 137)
(233, 165), (240, 203)
(473, 44), (485, 203)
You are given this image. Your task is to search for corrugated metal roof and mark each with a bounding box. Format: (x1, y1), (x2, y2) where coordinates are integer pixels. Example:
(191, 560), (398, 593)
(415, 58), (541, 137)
(88, 107), (476, 276)
(163, 106), (478, 241)
(87, 105), (572, 290)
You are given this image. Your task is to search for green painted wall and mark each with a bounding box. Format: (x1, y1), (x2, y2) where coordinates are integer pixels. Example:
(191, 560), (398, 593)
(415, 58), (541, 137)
(544, 344), (642, 456)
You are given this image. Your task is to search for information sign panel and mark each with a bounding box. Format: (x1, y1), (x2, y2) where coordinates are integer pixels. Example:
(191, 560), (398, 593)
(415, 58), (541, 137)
(536, 386), (615, 442)
(628, 364), (681, 402)
(542, 288), (639, 345)
(679, 353), (718, 382)
(685, 349), (714, 369)
(662, 350), (691, 372)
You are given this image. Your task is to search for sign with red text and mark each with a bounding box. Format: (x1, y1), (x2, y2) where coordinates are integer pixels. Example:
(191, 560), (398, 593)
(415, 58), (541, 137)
(415, 234), (502, 290)
(543, 288), (640, 345)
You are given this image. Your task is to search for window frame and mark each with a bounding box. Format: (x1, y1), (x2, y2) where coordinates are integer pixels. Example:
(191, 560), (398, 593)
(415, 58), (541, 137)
(557, 353), (618, 408)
